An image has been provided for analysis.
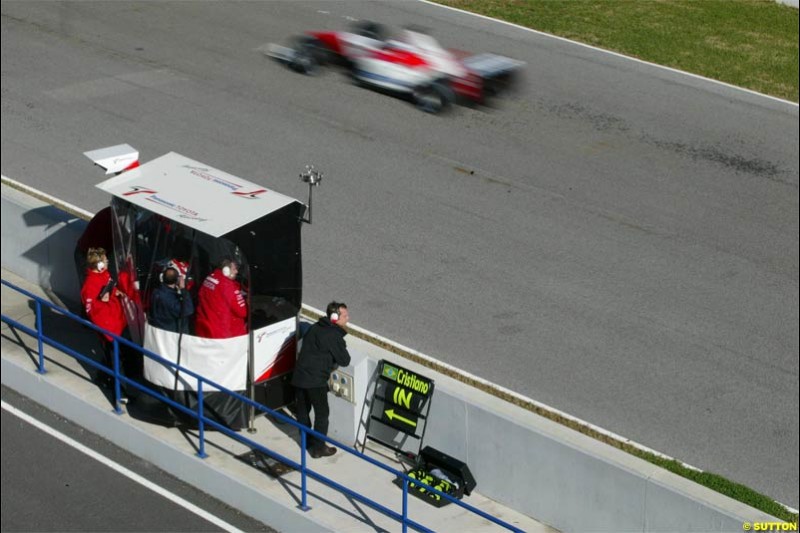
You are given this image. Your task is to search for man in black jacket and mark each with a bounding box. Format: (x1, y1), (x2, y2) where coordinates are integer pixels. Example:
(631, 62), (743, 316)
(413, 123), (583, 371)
(292, 302), (351, 458)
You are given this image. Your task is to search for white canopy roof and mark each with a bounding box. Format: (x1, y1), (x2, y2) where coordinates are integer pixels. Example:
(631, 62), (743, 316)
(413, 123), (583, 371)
(96, 152), (303, 237)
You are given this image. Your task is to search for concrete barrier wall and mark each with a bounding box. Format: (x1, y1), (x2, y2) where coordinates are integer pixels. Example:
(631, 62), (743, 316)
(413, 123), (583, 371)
(1, 182), (86, 310)
(330, 338), (777, 532)
(1, 179), (781, 532)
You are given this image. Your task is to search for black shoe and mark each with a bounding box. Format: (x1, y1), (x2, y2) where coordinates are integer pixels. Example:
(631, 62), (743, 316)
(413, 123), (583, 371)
(310, 445), (337, 459)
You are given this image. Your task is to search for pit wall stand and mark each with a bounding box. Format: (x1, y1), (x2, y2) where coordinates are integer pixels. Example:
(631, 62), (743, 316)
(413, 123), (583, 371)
(362, 360), (435, 458)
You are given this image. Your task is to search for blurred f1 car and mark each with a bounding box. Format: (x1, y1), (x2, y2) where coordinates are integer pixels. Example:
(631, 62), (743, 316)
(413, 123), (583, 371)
(267, 22), (524, 114)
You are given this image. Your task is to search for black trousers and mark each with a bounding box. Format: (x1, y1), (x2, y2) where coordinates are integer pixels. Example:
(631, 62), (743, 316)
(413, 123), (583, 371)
(99, 330), (143, 387)
(294, 386), (330, 450)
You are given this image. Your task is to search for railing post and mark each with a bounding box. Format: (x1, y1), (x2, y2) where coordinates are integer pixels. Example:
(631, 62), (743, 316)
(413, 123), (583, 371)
(402, 477), (409, 533)
(112, 340), (123, 414)
(299, 430), (310, 511)
(196, 379), (208, 458)
(35, 300), (46, 374)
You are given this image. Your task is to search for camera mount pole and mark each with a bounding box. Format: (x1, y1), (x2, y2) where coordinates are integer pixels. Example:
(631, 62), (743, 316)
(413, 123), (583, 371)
(299, 165), (322, 224)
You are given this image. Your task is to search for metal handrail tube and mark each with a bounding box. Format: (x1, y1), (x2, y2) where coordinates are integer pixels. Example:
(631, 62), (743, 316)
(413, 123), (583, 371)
(2, 278), (523, 532)
(35, 300), (44, 373)
(300, 431), (309, 511)
(197, 379), (208, 458)
(403, 478), (410, 533)
(112, 339), (123, 413)
(2, 314), (119, 381)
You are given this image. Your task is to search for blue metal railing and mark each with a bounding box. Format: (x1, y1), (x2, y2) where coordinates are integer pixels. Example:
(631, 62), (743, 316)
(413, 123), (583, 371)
(1, 278), (524, 533)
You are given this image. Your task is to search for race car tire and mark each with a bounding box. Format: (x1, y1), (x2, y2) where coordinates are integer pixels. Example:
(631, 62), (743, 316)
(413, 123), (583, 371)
(289, 36), (324, 75)
(301, 36), (333, 66)
(351, 21), (387, 42)
(290, 48), (317, 75)
(412, 82), (454, 114)
(350, 70), (368, 87)
(484, 71), (516, 99)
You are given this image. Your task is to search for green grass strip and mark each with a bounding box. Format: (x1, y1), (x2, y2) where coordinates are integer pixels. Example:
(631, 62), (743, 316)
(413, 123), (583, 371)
(630, 450), (797, 522)
(427, 0), (799, 519)
(436, 0), (799, 102)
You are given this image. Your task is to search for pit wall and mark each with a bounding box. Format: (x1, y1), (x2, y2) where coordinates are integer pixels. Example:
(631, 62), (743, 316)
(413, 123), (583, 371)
(1, 178), (781, 532)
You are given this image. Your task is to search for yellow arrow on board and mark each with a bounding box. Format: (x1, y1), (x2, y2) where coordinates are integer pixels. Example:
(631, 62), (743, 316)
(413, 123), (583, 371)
(385, 409), (417, 427)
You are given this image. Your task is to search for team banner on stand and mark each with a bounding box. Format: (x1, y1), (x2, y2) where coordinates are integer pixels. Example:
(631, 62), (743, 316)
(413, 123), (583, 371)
(366, 360), (435, 454)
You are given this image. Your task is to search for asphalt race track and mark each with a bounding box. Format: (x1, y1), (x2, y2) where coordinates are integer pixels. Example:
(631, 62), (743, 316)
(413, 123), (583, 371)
(2, 1), (798, 508)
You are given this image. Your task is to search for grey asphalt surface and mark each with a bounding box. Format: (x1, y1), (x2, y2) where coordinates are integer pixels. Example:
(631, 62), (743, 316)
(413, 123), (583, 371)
(2, 0), (797, 508)
(0, 386), (275, 532)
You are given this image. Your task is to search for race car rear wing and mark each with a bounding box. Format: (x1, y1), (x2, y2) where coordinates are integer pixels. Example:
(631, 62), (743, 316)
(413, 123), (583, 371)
(265, 43), (298, 64)
(462, 53), (524, 78)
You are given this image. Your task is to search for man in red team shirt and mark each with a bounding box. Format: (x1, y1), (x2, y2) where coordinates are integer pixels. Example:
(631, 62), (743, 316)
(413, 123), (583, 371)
(195, 259), (248, 338)
(81, 247), (140, 396)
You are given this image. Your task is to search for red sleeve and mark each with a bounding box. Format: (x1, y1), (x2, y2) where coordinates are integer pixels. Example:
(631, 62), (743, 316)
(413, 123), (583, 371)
(81, 272), (103, 316)
(117, 271), (140, 303)
(228, 282), (248, 319)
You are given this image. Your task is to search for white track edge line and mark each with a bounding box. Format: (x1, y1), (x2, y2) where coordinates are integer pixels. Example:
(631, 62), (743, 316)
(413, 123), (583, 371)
(1, 400), (246, 533)
(417, 0), (798, 107)
(1, 175), (94, 219)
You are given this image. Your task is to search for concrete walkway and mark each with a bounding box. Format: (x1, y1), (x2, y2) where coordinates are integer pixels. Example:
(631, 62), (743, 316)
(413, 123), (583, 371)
(1, 269), (553, 533)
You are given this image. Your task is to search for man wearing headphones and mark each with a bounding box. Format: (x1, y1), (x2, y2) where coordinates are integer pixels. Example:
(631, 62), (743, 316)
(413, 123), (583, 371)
(195, 259), (247, 339)
(80, 247), (132, 392)
(149, 266), (194, 333)
(292, 302), (351, 458)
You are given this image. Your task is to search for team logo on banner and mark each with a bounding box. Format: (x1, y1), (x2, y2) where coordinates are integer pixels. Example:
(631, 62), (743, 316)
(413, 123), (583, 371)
(124, 185), (157, 196)
(232, 188), (267, 199)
